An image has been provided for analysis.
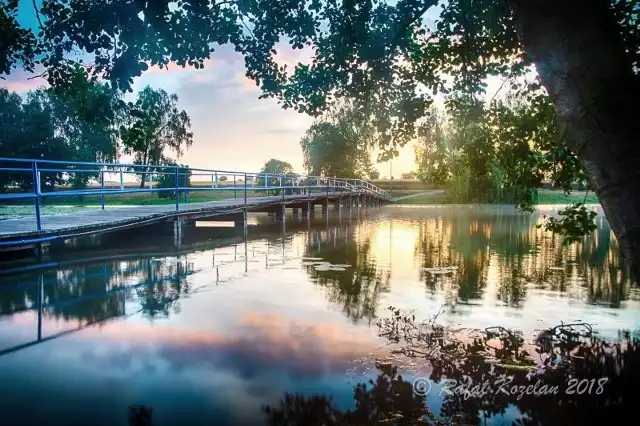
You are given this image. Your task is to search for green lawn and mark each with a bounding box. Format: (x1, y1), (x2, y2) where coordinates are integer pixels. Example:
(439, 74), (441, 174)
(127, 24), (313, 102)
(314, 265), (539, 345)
(0, 187), (269, 206)
(0, 188), (272, 219)
(386, 189), (437, 198)
(0, 187), (601, 219)
(372, 179), (438, 191)
(536, 189), (599, 204)
(393, 191), (452, 205)
(393, 189), (600, 206)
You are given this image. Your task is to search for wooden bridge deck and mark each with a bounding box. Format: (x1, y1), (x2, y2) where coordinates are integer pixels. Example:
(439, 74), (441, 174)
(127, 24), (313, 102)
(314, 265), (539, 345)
(0, 191), (375, 243)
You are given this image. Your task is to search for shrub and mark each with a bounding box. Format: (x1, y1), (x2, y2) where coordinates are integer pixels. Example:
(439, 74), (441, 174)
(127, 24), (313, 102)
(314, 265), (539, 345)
(156, 163), (191, 199)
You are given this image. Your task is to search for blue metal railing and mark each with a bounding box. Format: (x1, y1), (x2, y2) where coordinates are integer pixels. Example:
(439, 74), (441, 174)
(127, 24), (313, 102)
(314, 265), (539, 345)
(0, 157), (390, 231)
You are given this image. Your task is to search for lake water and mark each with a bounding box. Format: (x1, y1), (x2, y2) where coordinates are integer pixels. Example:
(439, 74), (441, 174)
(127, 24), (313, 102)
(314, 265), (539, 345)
(0, 205), (637, 425)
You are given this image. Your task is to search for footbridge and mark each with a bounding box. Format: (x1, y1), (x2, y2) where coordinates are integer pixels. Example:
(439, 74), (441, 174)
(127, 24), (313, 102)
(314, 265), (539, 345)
(0, 158), (390, 251)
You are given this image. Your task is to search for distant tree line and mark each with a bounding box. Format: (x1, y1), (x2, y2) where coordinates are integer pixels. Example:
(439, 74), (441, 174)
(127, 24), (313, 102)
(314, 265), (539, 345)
(0, 66), (192, 197)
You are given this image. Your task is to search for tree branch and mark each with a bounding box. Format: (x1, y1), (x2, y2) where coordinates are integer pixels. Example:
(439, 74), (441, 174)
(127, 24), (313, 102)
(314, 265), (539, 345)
(391, 0), (438, 47)
(489, 76), (512, 104)
(32, 0), (44, 29)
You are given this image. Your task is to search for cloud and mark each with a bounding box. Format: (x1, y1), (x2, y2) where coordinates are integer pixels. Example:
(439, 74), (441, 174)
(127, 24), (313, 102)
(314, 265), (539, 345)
(264, 128), (302, 135)
(271, 42), (314, 72)
(1, 308), (381, 424)
(0, 66), (48, 93)
(0, 78), (48, 93)
(83, 311), (380, 380)
(236, 73), (259, 91)
(147, 58), (216, 74)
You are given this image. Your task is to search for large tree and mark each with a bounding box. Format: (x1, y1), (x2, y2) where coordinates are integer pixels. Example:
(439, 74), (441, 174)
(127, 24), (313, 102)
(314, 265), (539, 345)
(1, 0), (639, 277)
(120, 86), (193, 188)
(261, 158), (294, 175)
(256, 158), (295, 195)
(300, 104), (377, 179)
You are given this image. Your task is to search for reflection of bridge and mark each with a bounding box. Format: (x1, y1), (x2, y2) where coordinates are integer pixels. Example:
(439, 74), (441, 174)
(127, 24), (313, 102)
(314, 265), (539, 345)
(0, 157), (389, 250)
(0, 213), (360, 358)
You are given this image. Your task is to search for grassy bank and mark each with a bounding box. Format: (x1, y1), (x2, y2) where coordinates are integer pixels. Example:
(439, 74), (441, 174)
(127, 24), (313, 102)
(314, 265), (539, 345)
(0, 184), (280, 219)
(0, 185), (601, 220)
(372, 179), (438, 191)
(0, 182), (285, 207)
(393, 189), (600, 205)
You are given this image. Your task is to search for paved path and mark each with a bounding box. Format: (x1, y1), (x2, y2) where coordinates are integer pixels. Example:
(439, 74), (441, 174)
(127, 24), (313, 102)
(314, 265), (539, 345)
(0, 192), (372, 242)
(391, 190), (444, 202)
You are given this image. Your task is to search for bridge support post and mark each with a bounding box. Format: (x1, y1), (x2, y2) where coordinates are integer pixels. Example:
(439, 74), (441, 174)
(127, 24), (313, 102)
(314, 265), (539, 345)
(232, 213), (244, 227)
(321, 200), (328, 219)
(173, 219), (183, 248)
(276, 203), (285, 222)
(302, 201), (313, 221)
(243, 209), (248, 237)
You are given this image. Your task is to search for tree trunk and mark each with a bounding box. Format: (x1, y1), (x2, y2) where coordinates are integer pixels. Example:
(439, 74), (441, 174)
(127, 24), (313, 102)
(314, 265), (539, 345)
(511, 0), (640, 282)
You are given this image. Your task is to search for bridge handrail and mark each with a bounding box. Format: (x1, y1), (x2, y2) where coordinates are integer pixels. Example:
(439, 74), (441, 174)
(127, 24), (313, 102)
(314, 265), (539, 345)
(0, 157), (390, 230)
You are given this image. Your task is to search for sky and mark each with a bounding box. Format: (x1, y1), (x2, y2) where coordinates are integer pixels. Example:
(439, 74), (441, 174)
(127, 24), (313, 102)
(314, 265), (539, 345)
(1, 1), (503, 178)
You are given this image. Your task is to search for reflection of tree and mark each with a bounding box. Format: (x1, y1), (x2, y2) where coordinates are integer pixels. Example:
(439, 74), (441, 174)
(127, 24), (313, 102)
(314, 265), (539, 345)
(0, 256), (194, 324)
(413, 207), (633, 308)
(263, 363), (434, 425)
(134, 259), (192, 318)
(303, 231), (390, 324)
(265, 310), (637, 426)
(496, 268), (527, 306)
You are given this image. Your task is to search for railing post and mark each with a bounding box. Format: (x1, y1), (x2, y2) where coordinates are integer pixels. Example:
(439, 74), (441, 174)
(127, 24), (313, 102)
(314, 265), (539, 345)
(234, 175), (237, 199)
(244, 173), (248, 205)
(32, 161), (42, 231)
(214, 171), (218, 188)
(100, 170), (105, 210)
(264, 173), (268, 196)
(175, 166), (179, 211)
(119, 169), (124, 190)
(183, 167), (188, 204)
(280, 174), (284, 201)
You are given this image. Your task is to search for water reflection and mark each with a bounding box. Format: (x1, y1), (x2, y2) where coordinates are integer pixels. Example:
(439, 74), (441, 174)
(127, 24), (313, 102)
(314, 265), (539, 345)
(405, 206), (634, 308)
(0, 206), (637, 425)
(264, 310), (638, 426)
(303, 223), (391, 323)
(263, 362), (430, 425)
(0, 256), (195, 323)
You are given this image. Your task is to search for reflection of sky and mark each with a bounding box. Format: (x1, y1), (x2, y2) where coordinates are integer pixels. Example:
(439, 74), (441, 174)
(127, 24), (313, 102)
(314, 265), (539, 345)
(0, 289), (382, 425)
(0, 207), (639, 425)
